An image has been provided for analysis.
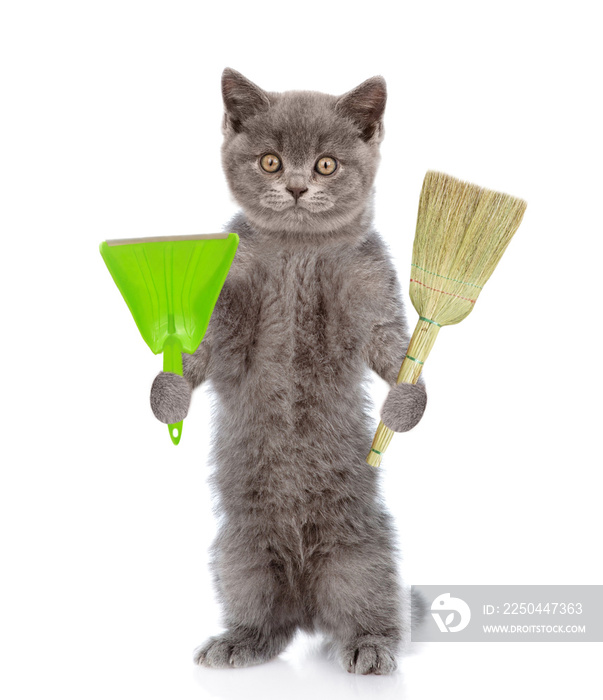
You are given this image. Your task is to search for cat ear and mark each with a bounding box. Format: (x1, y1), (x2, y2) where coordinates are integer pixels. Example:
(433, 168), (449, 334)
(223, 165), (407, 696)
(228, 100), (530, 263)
(335, 76), (387, 142)
(221, 68), (271, 133)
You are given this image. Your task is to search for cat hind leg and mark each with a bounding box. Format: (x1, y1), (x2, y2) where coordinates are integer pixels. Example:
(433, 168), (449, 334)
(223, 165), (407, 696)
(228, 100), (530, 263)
(313, 539), (405, 675)
(195, 530), (298, 669)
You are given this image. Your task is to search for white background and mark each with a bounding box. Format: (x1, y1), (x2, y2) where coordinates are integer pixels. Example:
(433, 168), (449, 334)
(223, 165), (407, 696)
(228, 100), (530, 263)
(1, 1), (602, 698)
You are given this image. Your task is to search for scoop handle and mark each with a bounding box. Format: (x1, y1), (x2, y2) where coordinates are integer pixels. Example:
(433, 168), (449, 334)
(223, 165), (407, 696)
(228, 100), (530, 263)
(163, 335), (184, 445)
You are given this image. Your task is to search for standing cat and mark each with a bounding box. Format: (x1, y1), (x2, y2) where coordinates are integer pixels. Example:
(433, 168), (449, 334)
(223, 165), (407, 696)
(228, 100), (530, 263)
(150, 68), (427, 675)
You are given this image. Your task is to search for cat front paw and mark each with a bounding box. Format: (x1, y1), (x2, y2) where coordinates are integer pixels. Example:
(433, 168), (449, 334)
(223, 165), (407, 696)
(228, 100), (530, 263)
(380, 382), (426, 432)
(150, 371), (191, 424)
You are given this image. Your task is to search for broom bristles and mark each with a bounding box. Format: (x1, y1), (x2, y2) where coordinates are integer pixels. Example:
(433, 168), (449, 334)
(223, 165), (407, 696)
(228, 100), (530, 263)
(411, 171), (527, 326)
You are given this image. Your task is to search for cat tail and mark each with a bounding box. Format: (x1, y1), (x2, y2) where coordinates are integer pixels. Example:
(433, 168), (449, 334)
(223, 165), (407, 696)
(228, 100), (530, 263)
(410, 588), (428, 631)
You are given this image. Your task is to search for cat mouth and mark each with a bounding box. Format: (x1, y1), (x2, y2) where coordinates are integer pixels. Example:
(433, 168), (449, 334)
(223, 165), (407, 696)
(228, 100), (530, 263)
(292, 202), (334, 214)
(289, 201), (307, 212)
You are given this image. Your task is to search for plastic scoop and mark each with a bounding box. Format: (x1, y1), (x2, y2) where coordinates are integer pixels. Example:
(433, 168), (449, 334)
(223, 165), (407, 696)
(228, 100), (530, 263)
(100, 233), (239, 444)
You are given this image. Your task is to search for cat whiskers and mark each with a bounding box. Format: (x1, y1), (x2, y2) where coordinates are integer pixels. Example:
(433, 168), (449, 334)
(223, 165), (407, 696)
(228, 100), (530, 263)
(260, 188), (334, 214)
(299, 192), (334, 213)
(259, 189), (291, 212)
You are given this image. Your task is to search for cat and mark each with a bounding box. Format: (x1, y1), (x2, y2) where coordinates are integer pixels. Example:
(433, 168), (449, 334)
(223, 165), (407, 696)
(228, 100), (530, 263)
(150, 68), (427, 675)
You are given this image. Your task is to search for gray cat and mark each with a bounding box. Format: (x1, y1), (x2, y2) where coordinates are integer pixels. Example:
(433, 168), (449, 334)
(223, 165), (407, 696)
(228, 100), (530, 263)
(150, 68), (427, 675)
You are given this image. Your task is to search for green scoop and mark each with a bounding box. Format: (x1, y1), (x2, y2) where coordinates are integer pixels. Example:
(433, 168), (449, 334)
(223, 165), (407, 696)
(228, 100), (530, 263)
(100, 233), (239, 445)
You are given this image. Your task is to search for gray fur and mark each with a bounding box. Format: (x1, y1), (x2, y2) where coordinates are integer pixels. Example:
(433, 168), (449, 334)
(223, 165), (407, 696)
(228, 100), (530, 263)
(150, 68), (427, 674)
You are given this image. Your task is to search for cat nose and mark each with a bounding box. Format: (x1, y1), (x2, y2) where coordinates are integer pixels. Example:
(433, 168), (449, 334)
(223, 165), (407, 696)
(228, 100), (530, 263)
(286, 186), (308, 202)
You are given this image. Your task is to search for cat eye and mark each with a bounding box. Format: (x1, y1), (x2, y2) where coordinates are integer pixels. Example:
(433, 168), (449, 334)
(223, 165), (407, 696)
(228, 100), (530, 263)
(260, 154), (282, 173)
(315, 156), (337, 176)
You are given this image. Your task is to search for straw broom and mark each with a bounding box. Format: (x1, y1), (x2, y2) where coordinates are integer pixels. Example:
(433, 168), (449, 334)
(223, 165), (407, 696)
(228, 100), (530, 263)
(366, 171), (527, 467)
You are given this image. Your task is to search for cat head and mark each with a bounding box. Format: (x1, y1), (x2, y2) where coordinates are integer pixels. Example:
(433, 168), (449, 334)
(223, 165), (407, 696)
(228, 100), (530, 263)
(220, 68), (386, 240)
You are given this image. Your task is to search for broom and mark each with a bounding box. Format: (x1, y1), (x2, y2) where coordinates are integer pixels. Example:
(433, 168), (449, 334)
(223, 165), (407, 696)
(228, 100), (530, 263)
(366, 171), (527, 467)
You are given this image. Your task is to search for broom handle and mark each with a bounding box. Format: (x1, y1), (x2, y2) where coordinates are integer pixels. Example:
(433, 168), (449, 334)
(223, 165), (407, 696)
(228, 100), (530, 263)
(163, 334), (184, 445)
(366, 318), (441, 467)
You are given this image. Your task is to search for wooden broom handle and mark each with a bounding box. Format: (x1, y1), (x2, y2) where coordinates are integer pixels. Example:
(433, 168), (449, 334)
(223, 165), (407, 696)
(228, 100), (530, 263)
(366, 318), (441, 467)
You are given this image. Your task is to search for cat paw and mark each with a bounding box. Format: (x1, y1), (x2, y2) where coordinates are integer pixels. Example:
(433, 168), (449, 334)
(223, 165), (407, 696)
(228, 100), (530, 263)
(193, 632), (276, 669)
(150, 371), (191, 424)
(341, 637), (398, 675)
(380, 382), (426, 433)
